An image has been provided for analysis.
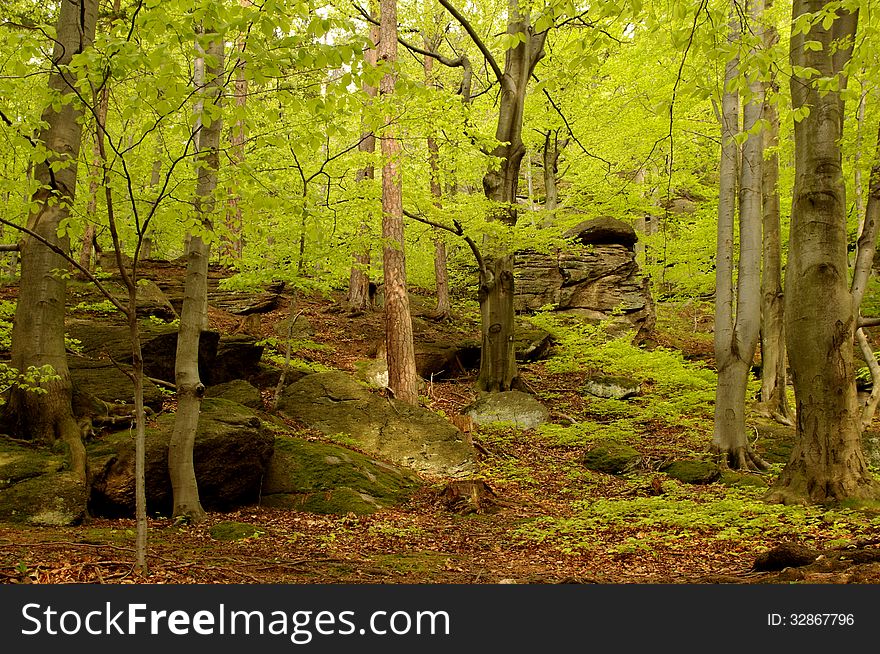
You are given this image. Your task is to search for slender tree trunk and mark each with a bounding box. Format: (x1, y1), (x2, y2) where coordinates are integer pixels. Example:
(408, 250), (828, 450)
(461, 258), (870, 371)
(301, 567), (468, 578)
(2, 0), (98, 482)
(347, 3), (380, 313)
(424, 50), (452, 320)
(757, 6), (792, 425)
(767, 3), (877, 504)
(543, 129), (560, 211)
(379, 0), (418, 403)
(223, 0), (248, 262)
(712, 2), (766, 470)
(854, 77), (870, 233)
(168, 34), (225, 521)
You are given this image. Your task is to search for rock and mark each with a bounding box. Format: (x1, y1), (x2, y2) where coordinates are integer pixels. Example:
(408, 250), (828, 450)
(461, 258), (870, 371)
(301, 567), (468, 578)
(209, 288), (282, 315)
(209, 335), (264, 385)
(0, 452), (87, 526)
(273, 315), (315, 339)
(0, 439), (65, 490)
(89, 398), (274, 517)
(582, 441), (642, 474)
(465, 391), (549, 430)
(355, 359), (389, 388)
(753, 543), (821, 572)
(209, 521), (265, 541)
(514, 320), (554, 362)
(69, 357), (165, 413)
(276, 372), (477, 478)
(66, 320), (220, 385)
(370, 340), (464, 379)
(563, 216), (638, 248)
(515, 217), (655, 340)
(719, 471), (769, 489)
(583, 376), (641, 400)
(129, 279), (178, 321)
(661, 460), (721, 484)
(260, 436), (420, 514)
(205, 379), (263, 409)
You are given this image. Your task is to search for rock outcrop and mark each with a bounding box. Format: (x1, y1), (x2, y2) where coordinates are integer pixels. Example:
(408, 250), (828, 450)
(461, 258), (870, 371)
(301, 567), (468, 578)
(277, 371), (477, 478)
(515, 217), (654, 338)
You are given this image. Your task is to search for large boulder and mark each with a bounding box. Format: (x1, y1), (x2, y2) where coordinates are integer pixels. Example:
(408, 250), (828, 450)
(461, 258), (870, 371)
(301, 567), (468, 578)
(209, 335), (264, 385)
(205, 379), (263, 409)
(277, 372), (477, 478)
(515, 217), (655, 339)
(582, 441), (642, 474)
(89, 398), (274, 517)
(465, 391), (549, 430)
(260, 436), (421, 514)
(0, 440), (86, 525)
(661, 459), (721, 484)
(66, 320), (220, 385)
(70, 357), (165, 413)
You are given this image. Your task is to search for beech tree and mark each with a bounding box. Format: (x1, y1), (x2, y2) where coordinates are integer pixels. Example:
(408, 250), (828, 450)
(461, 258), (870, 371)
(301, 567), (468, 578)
(168, 28), (226, 522)
(767, 1), (878, 504)
(2, 0), (99, 481)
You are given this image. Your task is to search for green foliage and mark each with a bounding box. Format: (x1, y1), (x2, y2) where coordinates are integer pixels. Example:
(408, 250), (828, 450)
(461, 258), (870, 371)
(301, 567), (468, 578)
(71, 300), (117, 315)
(0, 363), (61, 403)
(514, 484), (880, 555)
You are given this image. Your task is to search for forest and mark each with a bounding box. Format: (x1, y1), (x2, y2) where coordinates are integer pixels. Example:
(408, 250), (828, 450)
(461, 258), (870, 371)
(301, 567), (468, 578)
(0, 0), (878, 585)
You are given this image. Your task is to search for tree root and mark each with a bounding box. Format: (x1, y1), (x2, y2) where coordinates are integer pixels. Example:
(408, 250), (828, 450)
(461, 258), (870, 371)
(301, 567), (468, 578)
(712, 444), (770, 472)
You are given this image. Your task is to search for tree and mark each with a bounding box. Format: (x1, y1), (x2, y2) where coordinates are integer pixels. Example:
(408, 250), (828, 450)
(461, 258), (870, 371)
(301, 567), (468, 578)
(438, 0), (547, 392)
(767, 1), (878, 504)
(711, 1), (767, 470)
(2, 0), (99, 482)
(756, 1), (792, 426)
(168, 27), (226, 522)
(378, 0), (419, 403)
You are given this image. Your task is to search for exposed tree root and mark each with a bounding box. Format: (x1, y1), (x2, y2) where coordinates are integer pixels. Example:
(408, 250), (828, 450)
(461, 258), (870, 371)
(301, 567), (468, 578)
(711, 444), (770, 472)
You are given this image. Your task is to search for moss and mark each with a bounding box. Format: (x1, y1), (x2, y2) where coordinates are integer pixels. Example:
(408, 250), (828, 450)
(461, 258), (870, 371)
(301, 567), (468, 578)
(719, 471), (769, 489)
(662, 460), (721, 484)
(582, 441), (641, 474)
(208, 521), (264, 541)
(0, 440), (64, 489)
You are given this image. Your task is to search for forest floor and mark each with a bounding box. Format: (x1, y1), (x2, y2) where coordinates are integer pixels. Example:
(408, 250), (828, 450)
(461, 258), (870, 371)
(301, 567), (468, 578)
(3, 271), (880, 585)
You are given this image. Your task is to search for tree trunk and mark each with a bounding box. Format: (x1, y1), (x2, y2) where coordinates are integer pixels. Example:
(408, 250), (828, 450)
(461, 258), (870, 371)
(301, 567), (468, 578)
(767, 2), (877, 504)
(474, 0), (546, 392)
(168, 34), (225, 522)
(758, 12), (792, 425)
(424, 50), (452, 321)
(223, 1), (248, 262)
(712, 2), (765, 469)
(347, 3), (379, 313)
(3, 0), (98, 482)
(379, 0), (418, 403)
(543, 129), (560, 211)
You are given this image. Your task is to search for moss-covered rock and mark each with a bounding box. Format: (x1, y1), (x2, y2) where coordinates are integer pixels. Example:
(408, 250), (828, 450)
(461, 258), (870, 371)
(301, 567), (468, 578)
(0, 471), (87, 525)
(466, 391), (549, 430)
(260, 436), (420, 514)
(209, 521), (264, 541)
(205, 379), (263, 409)
(89, 398), (274, 517)
(719, 471), (769, 489)
(662, 460), (721, 484)
(582, 441), (642, 474)
(0, 440), (65, 490)
(582, 376), (641, 400)
(277, 372), (476, 477)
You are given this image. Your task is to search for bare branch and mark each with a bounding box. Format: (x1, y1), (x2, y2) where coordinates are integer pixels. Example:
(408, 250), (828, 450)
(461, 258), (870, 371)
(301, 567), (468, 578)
(437, 0), (503, 84)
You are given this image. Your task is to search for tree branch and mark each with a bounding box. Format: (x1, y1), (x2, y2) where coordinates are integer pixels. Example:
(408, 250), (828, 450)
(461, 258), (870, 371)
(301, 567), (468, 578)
(437, 0), (503, 84)
(403, 207), (486, 277)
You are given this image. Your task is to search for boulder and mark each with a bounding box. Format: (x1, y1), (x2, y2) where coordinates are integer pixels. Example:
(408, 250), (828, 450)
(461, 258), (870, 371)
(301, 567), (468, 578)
(260, 436), (420, 514)
(209, 335), (264, 385)
(563, 216), (638, 248)
(583, 376), (641, 400)
(355, 359), (389, 388)
(276, 372), (477, 478)
(582, 441), (642, 474)
(514, 320), (554, 362)
(0, 438), (87, 525)
(205, 379), (263, 409)
(69, 357), (165, 413)
(89, 398), (274, 517)
(515, 217), (655, 339)
(128, 280), (178, 321)
(465, 391), (549, 430)
(66, 320), (220, 385)
(661, 460), (721, 484)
